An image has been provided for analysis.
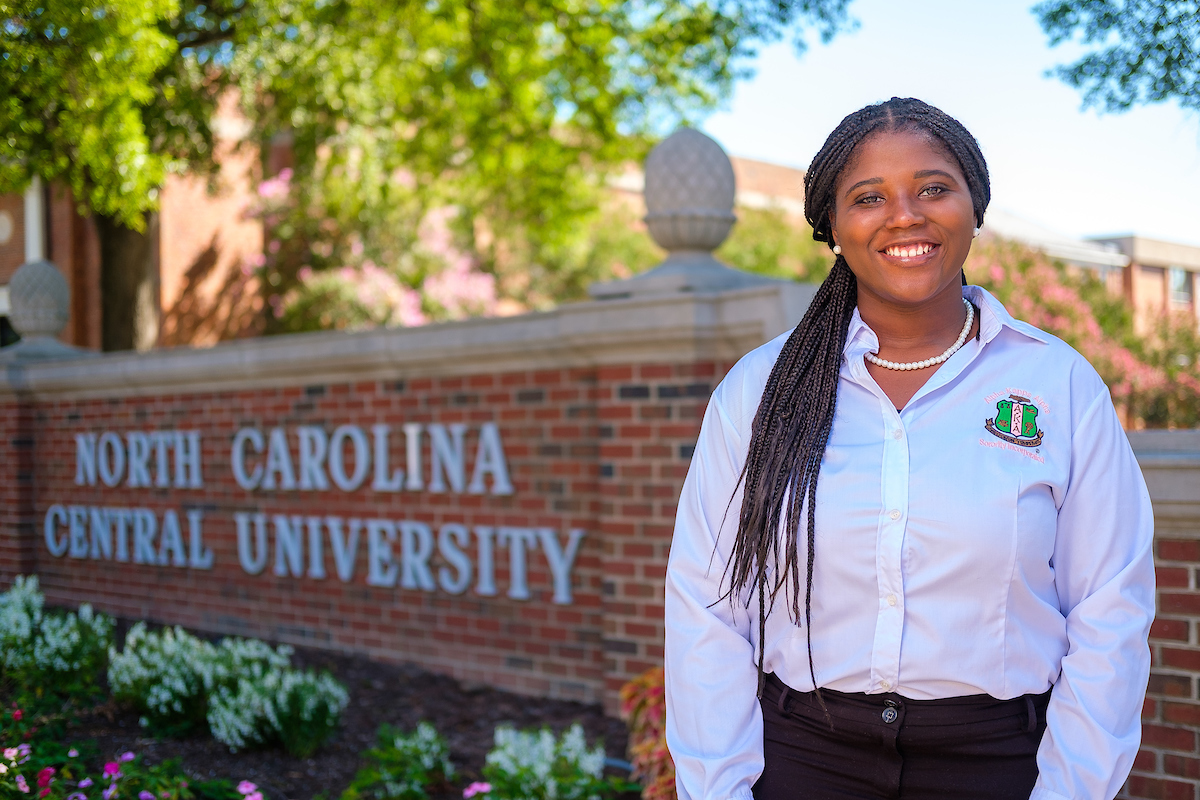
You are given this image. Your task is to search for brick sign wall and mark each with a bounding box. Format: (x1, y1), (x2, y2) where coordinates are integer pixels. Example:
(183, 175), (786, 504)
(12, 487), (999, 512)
(0, 360), (729, 707)
(0, 286), (801, 711)
(4, 285), (1199, 800)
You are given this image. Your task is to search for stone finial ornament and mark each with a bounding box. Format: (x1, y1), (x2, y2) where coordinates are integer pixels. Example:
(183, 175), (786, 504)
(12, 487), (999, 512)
(9, 259), (70, 339)
(590, 128), (777, 299)
(643, 128), (737, 252)
(0, 258), (87, 361)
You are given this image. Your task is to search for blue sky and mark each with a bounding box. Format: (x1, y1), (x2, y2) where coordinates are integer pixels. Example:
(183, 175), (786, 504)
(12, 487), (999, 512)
(701, 0), (1200, 247)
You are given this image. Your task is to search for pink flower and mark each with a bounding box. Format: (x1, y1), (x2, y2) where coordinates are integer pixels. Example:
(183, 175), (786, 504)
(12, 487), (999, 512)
(16, 774), (30, 793)
(38, 790), (50, 799)
(119, 752), (135, 762)
(463, 782), (492, 798)
(37, 767), (54, 787)
(68, 748), (79, 757)
(140, 792), (156, 800)
(12, 709), (22, 721)
(245, 792), (263, 800)
(237, 783), (258, 795)
(103, 761), (121, 777)
(79, 778), (94, 788)
(104, 784), (118, 800)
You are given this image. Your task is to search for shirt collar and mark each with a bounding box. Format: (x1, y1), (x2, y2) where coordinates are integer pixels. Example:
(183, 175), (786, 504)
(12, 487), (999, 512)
(843, 285), (1049, 359)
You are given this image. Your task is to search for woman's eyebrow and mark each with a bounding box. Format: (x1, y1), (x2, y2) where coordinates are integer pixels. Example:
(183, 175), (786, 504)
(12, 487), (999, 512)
(843, 177), (883, 197)
(913, 169), (956, 181)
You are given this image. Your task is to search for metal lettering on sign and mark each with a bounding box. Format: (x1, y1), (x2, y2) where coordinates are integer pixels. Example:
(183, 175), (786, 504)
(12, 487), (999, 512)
(44, 422), (587, 604)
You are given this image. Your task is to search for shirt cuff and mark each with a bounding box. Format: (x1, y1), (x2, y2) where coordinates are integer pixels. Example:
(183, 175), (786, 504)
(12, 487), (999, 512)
(728, 789), (755, 800)
(1029, 789), (1071, 800)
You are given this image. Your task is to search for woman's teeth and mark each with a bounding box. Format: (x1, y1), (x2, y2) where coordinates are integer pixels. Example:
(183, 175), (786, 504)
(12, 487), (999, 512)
(885, 243), (934, 258)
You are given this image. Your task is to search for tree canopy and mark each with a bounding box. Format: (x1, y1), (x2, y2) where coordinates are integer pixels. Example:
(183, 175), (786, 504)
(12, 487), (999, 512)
(0, 0), (853, 343)
(1035, 0), (1200, 112)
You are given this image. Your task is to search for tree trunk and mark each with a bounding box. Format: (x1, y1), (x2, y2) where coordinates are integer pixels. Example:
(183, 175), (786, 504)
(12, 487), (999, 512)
(95, 212), (160, 352)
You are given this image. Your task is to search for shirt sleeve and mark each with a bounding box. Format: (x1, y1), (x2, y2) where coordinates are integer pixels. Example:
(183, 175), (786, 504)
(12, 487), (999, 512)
(665, 376), (764, 800)
(1031, 390), (1156, 800)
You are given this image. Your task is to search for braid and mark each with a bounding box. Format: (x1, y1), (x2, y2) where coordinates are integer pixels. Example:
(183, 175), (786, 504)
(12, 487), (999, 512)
(720, 98), (992, 699)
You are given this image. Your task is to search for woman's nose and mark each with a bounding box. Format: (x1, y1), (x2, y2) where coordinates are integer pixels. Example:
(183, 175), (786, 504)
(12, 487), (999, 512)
(886, 193), (925, 229)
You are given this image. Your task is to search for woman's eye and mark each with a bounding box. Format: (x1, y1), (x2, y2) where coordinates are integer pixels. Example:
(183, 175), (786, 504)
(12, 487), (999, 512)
(920, 185), (945, 197)
(856, 195), (883, 205)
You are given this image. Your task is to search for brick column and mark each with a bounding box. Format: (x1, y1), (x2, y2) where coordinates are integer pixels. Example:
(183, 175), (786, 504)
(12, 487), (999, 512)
(1123, 433), (1200, 799)
(0, 394), (37, 586)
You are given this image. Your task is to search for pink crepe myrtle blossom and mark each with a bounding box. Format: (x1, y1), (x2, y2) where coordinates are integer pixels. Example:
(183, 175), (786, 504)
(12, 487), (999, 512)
(36, 767), (54, 787)
(463, 782), (492, 798)
(103, 761), (121, 778)
(78, 778), (94, 788)
(16, 774), (30, 793)
(244, 792), (264, 800)
(237, 782), (258, 795)
(257, 169), (293, 201)
(119, 752), (135, 763)
(67, 749), (78, 757)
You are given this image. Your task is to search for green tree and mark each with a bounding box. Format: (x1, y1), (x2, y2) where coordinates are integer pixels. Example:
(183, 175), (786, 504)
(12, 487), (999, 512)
(1035, 0), (1200, 112)
(2, 0), (853, 347)
(0, 0), (242, 350)
(232, 0), (855, 330)
(717, 206), (832, 283)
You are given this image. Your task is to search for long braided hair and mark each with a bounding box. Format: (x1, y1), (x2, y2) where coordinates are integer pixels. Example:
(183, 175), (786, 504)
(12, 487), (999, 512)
(721, 98), (992, 698)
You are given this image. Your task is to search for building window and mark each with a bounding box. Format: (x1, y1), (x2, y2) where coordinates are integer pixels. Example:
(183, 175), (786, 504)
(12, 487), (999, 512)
(1169, 267), (1193, 305)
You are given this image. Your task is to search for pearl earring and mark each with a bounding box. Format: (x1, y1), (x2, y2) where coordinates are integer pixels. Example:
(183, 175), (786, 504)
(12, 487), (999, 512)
(833, 245), (842, 255)
(972, 227), (981, 238)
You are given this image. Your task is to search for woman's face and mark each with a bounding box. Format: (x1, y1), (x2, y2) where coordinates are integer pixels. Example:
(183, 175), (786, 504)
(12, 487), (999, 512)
(830, 129), (976, 309)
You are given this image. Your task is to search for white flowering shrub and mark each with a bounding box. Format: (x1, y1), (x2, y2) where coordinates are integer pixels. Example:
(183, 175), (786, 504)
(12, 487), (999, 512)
(342, 721), (455, 800)
(207, 662), (348, 756)
(0, 575), (113, 703)
(108, 621), (347, 755)
(107, 623), (217, 736)
(483, 724), (623, 800)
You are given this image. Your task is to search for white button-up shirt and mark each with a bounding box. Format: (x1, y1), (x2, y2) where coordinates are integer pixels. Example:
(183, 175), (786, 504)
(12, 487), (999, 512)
(665, 286), (1155, 800)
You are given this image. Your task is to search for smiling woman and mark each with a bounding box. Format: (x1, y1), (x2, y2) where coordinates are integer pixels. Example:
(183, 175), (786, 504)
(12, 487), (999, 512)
(664, 98), (1155, 800)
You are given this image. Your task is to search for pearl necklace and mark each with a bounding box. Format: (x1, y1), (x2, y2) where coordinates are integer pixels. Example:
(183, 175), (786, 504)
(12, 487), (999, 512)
(865, 298), (974, 372)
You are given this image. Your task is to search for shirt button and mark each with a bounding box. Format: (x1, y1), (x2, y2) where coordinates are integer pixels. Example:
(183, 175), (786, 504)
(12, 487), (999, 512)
(880, 680), (891, 691)
(887, 594), (897, 606)
(889, 509), (901, 520)
(892, 429), (903, 440)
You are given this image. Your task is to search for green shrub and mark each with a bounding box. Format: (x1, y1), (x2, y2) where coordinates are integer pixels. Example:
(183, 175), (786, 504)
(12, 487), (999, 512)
(0, 742), (267, 800)
(108, 623), (347, 756)
(107, 623), (217, 737)
(482, 724), (631, 800)
(341, 722), (455, 800)
(0, 576), (113, 709)
(207, 663), (348, 756)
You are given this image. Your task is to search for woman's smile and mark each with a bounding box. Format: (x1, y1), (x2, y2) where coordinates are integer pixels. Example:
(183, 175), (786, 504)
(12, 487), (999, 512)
(879, 239), (940, 264)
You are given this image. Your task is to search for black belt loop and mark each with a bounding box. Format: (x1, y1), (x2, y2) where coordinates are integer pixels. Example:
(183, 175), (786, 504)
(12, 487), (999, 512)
(777, 683), (791, 714)
(1024, 695), (1036, 733)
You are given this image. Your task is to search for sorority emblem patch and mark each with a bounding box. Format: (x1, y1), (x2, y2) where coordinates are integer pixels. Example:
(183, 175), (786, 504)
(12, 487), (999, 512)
(985, 394), (1043, 447)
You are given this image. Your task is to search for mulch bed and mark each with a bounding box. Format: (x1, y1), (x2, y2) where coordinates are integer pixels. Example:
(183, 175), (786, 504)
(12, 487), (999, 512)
(58, 644), (632, 800)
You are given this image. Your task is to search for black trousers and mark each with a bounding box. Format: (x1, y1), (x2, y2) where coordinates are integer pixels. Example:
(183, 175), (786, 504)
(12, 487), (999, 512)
(753, 673), (1050, 800)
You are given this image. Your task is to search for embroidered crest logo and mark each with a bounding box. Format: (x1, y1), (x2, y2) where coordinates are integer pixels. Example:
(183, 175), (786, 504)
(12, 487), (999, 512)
(985, 394), (1043, 447)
